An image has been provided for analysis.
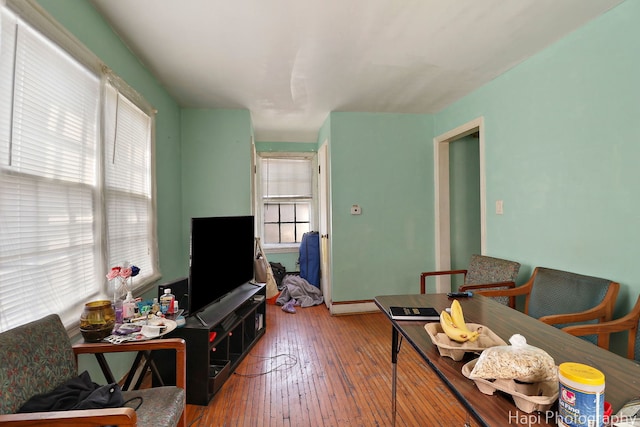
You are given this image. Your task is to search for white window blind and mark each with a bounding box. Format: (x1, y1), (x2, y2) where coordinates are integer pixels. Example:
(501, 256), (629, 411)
(103, 84), (155, 280)
(259, 156), (315, 246)
(0, 4), (158, 332)
(262, 158), (313, 198)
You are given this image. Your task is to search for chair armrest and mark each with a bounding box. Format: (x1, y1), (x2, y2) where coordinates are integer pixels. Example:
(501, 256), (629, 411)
(0, 407), (136, 426)
(538, 308), (606, 327)
(460, 281), (517, 308)
(563, 313), (639, 358)
(474, 285), (532, 312)
(562, 292), (639, 360)
(420, 269), (467, 294)
(73, 338), (187, 390)
(473, 284), (531, 299)
(459, 280), (516, 291)
(563, 316), (638, 336)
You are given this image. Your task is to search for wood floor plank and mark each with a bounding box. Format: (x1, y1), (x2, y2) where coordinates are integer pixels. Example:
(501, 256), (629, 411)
(184, 303), (469, 426)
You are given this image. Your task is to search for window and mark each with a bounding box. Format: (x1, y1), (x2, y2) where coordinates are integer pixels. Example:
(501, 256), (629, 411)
(103, 83), (156, 281)
(257, 155), (316, 250)
(0, 2), (158, 332)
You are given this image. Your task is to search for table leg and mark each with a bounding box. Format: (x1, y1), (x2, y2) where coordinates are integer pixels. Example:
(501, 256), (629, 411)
(147, 353), (165, 387)
(95, 353), (116, 384)
(391, 326), (399, 427)
(132, 350), (165, 390)
(97, 349), (165, 392)
(122, 351), (145, 390)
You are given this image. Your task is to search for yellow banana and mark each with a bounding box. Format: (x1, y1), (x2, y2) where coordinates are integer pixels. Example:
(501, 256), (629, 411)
(450, 299), (467, 329)
(440, 300), (479, 343)
(440, 310), (477, 343)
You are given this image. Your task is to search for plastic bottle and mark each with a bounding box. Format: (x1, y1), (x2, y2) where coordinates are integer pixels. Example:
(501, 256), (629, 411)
(151, 297), (160, 314)
(114, 300), (123, 323)
(160, 288), (175, 315)
(122, 291), (137, 320)
(558, 362), (605, 427)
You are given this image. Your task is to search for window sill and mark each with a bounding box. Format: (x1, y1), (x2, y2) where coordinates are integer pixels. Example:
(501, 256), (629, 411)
(263, 244), (300, 254)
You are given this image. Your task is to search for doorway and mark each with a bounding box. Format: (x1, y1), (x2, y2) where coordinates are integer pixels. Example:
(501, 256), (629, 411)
(433, 117), (486, 293)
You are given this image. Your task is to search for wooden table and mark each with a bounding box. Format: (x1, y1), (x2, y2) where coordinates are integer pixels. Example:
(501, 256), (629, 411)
(375, 293), (640, 427)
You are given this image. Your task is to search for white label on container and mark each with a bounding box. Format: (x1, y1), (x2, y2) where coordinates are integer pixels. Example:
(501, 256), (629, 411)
(558, 383), (603, 427)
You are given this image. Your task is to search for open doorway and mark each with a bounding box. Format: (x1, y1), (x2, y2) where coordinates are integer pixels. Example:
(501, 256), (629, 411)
(433, 117), (486, 293)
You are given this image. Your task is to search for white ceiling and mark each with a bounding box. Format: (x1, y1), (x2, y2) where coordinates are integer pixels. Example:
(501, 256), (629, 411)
(90, 0), (624, 142)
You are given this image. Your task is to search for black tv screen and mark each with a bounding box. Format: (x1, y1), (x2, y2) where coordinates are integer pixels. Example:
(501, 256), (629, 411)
(189, 215), (255, 316)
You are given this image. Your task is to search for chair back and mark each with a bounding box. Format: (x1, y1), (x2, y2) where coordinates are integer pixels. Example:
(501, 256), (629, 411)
(463, 255), (521, 306)
(464, 254), (520, 285)
(0, 314), (76, 414)
(528, 267), (616, 322)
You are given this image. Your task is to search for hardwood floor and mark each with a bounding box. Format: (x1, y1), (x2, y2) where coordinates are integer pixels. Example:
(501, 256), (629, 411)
(184, 303), (469, 427)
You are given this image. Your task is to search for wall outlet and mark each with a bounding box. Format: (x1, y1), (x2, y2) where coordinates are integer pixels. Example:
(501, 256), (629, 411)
(351, 204), (362, 215)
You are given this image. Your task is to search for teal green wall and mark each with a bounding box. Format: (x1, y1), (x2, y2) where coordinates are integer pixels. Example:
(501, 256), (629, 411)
(180, 109), (253, 255)
(328, 112), (434, 301)
(435, 0), (640, 320)
(262, 252), (299, 273)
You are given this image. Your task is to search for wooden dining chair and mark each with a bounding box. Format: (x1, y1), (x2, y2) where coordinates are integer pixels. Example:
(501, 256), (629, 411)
(563, 295), (640, 360)
(420, 254), (521, 308)
(474, 267), (620, 343)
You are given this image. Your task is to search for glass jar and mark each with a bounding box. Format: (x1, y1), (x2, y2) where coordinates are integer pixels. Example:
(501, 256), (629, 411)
(79, 300), (116, 342)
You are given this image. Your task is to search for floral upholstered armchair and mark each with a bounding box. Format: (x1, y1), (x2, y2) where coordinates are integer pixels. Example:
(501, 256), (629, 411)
(0, 313), (186, 427)
(421, 254), (521, 308)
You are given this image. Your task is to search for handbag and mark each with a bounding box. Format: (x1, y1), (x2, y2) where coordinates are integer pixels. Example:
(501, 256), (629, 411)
(254, 254), (268, 283)
(254, 237), (268, 283)
(255, 237), (279, 299)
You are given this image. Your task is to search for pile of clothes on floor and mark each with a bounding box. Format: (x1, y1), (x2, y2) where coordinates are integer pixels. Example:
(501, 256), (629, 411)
(276, 274), (324, 313)
(268, 260), (323, 314)
(270, 231), (323, 314)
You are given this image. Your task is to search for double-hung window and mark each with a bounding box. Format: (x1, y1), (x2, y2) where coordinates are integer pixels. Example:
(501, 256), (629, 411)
(257, 154), (316, 250)
(0, 1), (158, 332)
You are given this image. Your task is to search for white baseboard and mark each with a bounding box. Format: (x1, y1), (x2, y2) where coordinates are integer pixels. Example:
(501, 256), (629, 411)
(329, 301), (379, 315)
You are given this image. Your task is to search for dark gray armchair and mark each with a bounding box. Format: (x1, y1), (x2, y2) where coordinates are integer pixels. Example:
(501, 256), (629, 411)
(476, 267), (620, 341)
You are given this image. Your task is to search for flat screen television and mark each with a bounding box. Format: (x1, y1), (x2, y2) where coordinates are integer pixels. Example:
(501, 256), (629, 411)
(188, 215), (255, 316)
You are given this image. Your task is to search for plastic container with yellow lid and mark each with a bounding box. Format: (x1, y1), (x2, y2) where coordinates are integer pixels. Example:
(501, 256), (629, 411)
(557, 362), (605, 427)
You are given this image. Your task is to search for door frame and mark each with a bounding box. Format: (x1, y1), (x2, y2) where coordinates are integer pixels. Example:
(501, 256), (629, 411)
(318, 140), (332, 309)
(433, 117), (486, 293)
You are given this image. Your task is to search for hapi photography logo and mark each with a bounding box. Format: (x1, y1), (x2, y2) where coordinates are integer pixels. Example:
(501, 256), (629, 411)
(508, 410), (556, 425)
(509, 410), (638, 426)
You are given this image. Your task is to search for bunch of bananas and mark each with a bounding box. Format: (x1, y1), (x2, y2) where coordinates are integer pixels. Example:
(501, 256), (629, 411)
(440, 299), (479, 343)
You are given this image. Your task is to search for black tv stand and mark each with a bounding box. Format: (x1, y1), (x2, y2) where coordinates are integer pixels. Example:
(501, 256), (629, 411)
(194, 313), (207, 327)
(155, 282), (266, 405)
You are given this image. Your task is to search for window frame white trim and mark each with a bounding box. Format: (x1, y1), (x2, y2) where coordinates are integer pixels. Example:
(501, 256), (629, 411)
(256, 152), (318, 252)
